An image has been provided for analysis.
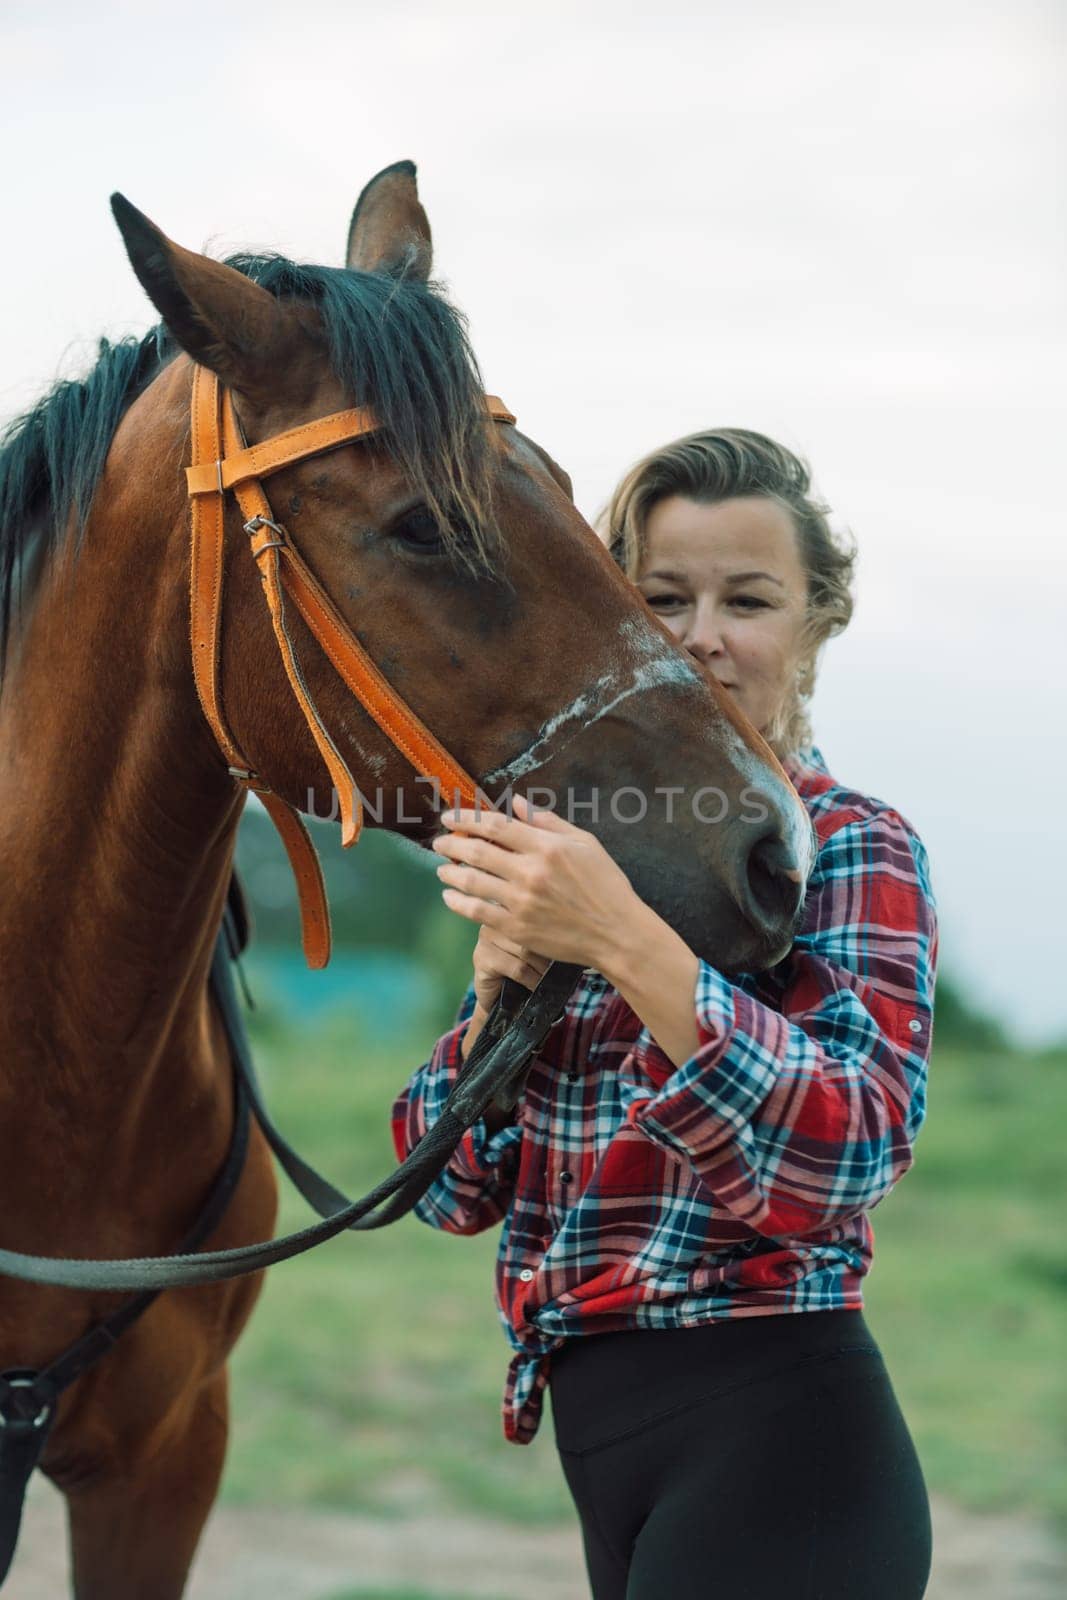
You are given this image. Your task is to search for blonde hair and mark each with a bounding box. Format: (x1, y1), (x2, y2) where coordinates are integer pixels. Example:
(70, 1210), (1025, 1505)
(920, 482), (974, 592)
(599, 428), (857, 759)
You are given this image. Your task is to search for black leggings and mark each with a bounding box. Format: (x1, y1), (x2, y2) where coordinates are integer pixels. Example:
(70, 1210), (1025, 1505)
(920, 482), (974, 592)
(549, 1309), (931, 1599)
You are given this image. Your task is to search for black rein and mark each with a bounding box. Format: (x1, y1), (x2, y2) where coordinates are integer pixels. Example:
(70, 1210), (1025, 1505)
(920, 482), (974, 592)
(0, 896), (583, 1294)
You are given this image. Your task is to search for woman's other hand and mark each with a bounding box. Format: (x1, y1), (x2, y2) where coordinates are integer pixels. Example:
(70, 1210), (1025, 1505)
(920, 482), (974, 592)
(461, 926), (552, 1066)
(472, 925), (553, 1016)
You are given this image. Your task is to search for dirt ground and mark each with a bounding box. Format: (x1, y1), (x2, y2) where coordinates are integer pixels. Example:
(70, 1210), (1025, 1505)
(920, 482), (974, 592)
(10, 1473), (1067, 1598)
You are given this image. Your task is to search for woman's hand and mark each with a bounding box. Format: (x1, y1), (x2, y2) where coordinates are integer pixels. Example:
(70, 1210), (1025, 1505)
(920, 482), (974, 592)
(470, 924), (553, 1016)
(431, 792), (642, 974)
(462, 925), (553, 1085)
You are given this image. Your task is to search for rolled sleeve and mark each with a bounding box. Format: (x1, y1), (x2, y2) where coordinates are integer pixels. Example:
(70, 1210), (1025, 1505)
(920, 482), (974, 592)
(631, 807), (939, 1240)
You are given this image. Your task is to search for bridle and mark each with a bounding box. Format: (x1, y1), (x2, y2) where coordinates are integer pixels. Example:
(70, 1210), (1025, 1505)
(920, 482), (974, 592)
(0, 367), (584, 1296)
(185, 361), (518, 967)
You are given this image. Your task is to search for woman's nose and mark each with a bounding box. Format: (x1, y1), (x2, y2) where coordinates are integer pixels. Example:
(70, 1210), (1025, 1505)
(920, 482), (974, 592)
(683, 606), (726, 666)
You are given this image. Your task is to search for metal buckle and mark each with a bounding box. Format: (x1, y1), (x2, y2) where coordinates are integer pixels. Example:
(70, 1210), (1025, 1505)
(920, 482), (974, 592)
(0, 1374), (53, 1431)
(243, 514), (288, 553)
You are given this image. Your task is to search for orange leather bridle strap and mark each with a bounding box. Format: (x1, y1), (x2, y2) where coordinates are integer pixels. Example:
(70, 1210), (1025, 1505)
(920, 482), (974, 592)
(186, 366), (513, 969)
(186, 394), (516, 497)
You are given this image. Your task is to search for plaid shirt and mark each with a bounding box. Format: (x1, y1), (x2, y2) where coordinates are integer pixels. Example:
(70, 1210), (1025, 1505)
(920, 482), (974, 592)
(391, 745), (939, 1445)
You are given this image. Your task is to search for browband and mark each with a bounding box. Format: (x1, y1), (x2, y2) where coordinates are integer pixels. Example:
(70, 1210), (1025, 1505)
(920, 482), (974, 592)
(185, 395), (516, 498)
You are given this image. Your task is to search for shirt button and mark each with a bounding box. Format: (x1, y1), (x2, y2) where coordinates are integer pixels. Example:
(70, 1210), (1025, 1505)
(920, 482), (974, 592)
(560, 1171), (573, 1184)
(907, 1018), (923, 1034)
(519, 1268), (534, 1282)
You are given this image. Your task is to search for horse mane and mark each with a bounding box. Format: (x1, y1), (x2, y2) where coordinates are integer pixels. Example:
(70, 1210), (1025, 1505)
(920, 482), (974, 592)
(0, 252), (499, 680)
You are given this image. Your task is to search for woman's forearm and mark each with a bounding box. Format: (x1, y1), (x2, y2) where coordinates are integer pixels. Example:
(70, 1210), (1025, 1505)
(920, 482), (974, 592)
(460, 895), (700, 1137)
(599, 899), (701, 1069)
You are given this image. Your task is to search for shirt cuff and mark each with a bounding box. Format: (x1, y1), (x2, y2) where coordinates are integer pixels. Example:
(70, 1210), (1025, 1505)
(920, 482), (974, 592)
(453, 1113), (523, 1180)
(436, 1018), (522, 1180)
(631, 960), (747, 1162)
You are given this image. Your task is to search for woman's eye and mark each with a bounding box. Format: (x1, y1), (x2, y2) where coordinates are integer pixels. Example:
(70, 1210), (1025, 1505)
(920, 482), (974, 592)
(392, 508), (445, 553)
(731, 595), (770, 611)
(644, 593), (685, 609)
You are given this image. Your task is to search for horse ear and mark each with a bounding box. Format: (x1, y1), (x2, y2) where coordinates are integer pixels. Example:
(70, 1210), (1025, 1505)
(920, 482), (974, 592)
(345, 160), (433, 280)
(110, 193), (298, 397)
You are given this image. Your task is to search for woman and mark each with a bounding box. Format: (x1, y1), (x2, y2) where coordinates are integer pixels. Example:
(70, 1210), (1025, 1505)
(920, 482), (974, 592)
(392, 429), (938, 1599)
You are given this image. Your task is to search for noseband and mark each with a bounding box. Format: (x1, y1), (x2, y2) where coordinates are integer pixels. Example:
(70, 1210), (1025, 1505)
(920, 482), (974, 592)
(185, 363), (517, 967)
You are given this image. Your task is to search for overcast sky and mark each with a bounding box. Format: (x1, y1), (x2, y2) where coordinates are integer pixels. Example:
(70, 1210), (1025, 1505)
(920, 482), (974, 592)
(4, 0), (1064, 1043)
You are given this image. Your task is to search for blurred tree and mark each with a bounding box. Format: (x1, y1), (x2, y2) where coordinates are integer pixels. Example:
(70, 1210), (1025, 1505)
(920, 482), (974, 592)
(234, 802), (477, 1032)
(234, 803), (442, 947)
(933, 971), (1010, 1053)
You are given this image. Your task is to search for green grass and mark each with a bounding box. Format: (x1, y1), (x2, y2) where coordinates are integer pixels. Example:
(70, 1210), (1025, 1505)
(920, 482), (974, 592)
(220, 1013), (1067, 1533)
(222, 1012), (572, 1523)
(321, 1593), (483, 1600)
(862, 1045), (1067, 1529)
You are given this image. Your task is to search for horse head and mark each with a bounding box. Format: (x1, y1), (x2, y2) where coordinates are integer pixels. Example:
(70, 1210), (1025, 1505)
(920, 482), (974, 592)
(107, 162), (813, 974)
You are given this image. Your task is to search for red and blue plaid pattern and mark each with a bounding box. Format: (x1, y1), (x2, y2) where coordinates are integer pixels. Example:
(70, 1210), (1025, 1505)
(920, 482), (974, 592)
(392, 746), (939, 1444)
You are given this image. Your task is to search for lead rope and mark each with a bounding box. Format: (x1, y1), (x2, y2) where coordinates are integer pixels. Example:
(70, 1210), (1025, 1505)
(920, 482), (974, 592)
(0, 950), (584, 1290)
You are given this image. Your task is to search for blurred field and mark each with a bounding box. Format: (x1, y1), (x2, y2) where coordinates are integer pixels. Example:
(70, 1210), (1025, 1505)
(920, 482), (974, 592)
(220, 1005), (1067, 1537)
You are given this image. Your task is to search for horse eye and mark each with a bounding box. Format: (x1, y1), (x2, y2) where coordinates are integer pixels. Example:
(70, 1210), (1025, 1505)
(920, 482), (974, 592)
(392, 507), (445, 553)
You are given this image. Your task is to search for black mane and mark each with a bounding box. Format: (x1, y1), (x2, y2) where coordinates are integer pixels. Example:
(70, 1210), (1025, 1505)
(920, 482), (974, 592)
(0, 252), (498, 678)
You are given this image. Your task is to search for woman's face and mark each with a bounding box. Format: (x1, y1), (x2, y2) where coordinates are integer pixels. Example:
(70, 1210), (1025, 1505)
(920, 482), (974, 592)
(636, 495), (809, 736)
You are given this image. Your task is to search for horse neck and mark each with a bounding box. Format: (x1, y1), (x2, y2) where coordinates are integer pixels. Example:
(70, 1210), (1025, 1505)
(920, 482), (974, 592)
(0, 358), (242, 1090)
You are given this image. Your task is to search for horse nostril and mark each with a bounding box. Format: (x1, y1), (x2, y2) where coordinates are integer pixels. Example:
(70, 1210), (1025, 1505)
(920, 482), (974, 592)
(745, 831), (805, 925)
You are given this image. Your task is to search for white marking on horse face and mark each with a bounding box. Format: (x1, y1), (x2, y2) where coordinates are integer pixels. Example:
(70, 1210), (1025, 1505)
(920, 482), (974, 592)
(480, 611), (814, 884)
(481, 618), (703, 785)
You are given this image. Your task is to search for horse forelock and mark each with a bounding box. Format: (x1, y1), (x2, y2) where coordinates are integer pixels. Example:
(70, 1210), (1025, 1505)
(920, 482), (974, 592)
(216, 252), (501, 575)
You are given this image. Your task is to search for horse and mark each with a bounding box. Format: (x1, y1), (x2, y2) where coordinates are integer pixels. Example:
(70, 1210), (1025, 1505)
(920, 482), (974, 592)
(0, 160), (813, 1597)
